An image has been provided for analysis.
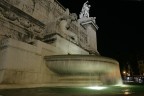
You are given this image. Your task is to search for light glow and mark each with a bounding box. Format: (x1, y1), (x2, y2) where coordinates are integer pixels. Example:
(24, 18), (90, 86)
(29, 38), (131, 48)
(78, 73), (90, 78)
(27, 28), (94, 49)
(123, 71), (126, 74)
(85, 86), (107, 90)
(114, 83), (129, 87)
(123, 89), (132, 95)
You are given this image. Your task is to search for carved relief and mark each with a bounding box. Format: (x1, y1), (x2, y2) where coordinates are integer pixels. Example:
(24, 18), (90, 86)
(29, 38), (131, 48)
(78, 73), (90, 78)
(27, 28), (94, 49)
(3, 0), (19, 5)
(44, 9), (79, 44)
(2, 10), (18, 21)
(49, 2), (54, 12)
(19, 0), (35, 15)
(0, 38), (9, 49)
(18, 17), (32, 28)
(0, 7), (4, 16)
(0, 1), (45, 44)
(0, 0), (88, 47)
(4, 0), (35, 15)
(33, 25), (43, 33)
(0, 7), (18, 21)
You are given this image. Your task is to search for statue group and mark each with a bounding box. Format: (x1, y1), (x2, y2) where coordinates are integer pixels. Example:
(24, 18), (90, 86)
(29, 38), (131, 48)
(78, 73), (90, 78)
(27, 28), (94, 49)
(79, 1), (91, 19)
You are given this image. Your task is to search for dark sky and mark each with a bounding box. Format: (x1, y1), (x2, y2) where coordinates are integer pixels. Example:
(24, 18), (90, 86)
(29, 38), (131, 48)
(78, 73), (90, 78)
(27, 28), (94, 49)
(58, 0), (144, 74)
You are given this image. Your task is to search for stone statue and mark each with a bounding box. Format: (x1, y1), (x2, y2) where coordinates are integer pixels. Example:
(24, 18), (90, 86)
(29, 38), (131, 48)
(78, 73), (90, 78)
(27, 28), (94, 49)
(58, 10), (77, 36)
(79, 1), (91, 18)
(44, 9), (77, 36)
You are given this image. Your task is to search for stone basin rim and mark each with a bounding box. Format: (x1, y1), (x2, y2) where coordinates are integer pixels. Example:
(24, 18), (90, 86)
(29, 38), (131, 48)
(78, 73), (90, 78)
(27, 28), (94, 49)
(44, 55), (119, 64)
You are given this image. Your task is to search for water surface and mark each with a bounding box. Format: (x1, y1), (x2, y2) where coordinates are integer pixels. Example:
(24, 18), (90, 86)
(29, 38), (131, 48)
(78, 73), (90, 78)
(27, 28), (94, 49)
(0, 85), (144, 96)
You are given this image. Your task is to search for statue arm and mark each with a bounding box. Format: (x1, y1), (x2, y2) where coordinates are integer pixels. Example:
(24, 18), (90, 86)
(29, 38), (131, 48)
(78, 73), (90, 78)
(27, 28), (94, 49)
(83, 1), (88, 6)
(85, 1), (88, 4)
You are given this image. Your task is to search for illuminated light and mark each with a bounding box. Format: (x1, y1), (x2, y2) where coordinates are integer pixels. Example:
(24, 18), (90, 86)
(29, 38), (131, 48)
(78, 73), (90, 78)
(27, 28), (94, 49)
(119, 84), (129, 87)
(123, 89), (132, 95)
(114, 82), (129, 87)
(114, 84), (129, 87)
(124, 91), (131, 95)
(127, 77), (130, 80)
(85, 86), (107, 90)
(123, 71), (126, 74)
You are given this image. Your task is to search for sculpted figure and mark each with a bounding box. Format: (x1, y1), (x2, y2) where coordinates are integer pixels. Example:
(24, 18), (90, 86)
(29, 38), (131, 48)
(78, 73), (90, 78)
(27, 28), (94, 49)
(57, 9), (77, 33)
(44, 9), (77, 35)
(43, 9), (78, 43)
(56, 9), (78, 43)
(79, 1), (91, 18)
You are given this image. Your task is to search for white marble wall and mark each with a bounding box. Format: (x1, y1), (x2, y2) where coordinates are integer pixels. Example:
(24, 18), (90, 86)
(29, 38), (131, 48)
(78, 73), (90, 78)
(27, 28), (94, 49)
(0, 37), (89, 84)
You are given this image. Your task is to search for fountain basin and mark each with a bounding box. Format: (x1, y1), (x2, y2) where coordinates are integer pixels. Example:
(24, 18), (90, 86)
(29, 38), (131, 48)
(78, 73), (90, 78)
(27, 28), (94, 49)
(44, 55), (120, 75)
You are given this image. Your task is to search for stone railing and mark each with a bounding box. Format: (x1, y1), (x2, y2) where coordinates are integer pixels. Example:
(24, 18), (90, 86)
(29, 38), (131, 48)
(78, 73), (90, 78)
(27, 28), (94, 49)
(54, 0), (66, 12)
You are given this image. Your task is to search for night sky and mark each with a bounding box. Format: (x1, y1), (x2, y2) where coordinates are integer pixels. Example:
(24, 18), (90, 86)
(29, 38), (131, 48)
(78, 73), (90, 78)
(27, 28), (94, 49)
(58, 0), (144, 74)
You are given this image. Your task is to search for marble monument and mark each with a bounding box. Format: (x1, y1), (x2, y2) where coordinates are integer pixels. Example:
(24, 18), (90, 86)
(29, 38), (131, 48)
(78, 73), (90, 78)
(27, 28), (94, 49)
(0, 0), (122, 88)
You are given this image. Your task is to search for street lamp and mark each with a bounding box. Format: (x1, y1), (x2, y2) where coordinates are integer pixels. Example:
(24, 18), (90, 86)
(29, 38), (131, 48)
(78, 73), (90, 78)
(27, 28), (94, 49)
(123, 70), (127, 82)
(123, 71), (126, 75)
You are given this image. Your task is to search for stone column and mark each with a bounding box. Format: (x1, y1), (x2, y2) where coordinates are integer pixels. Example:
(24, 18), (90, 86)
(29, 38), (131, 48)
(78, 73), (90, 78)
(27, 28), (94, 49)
(78, 17), (99, 54)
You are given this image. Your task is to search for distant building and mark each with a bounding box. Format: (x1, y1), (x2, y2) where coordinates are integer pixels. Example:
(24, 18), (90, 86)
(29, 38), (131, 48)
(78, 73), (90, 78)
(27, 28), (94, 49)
(137, 60), (144, 75)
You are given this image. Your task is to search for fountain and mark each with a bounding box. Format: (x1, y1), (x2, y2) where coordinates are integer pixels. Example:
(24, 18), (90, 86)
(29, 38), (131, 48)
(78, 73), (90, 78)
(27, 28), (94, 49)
(0, 0), (122, 88)
(45, 55), (121, 86)
(44, 1), (122, 86)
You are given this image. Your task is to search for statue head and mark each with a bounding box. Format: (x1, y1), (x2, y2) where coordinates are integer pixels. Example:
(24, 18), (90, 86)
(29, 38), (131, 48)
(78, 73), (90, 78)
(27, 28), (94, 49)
(65, 8), (70, 16)
(70, 13), (78, 21)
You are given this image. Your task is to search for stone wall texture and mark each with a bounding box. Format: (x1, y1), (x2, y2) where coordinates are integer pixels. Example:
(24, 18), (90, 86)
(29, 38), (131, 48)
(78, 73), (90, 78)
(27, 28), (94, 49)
(0, 0), (121, 88)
